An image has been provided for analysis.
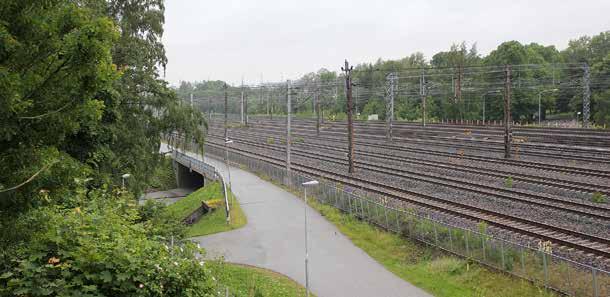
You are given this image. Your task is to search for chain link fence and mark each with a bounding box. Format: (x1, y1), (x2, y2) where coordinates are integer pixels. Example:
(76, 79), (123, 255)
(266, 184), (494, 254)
(201, 143), (609, 297)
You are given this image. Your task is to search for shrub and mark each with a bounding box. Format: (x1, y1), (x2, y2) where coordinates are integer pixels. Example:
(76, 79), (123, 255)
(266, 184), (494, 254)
(591, 192), (608, 203)
(0, 190), (214, 296)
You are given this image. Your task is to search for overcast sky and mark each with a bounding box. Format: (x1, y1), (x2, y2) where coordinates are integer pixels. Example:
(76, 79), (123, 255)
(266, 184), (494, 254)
(162, 0), (610, 86)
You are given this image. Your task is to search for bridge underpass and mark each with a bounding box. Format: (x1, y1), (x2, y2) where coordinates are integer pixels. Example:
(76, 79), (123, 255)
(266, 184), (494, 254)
(173, 160), (206, 189)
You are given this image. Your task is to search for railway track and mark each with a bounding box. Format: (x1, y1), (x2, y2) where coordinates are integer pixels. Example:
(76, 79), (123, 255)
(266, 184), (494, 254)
(209, 132), (610, 220)
(204, 140), (610, 260)
(250, 116), (610, 148)
(214, 123), (610, 179)
(228, 130), (610, 195)
(247, 120), (610, 163)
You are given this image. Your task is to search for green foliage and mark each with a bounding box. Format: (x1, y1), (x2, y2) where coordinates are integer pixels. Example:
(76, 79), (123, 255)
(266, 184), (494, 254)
(591, 192), (608, 203)
(0, 0), (119, 211)
(0, 189), (214, 296)
(362, 98), (386, 119)
(266, 137), (275, 145)
(477, 221), (488, 235)
(0, 1), (211, 295)
(505, 176), (514, 188)
(148, 156), (177, 191)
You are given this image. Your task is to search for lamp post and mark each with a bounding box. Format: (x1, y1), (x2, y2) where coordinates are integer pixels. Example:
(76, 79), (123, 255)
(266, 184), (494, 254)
(537, 89), (559, 126)
(224, 139), (233, 190)
(481, 90), (501, 124)
(301, 180), (319, 297)
(576, 112), (582, 128)
(121, 173), (131, 188)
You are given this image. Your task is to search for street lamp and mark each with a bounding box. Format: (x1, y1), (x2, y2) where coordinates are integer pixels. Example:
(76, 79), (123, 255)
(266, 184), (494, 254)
(537, 89), (559, 126)
(121, 173), (131, 188)
(301, 180), (319, 297)
(224, 139), (233, 190)
(481, 90), (501, 123)
(576, 112), (582, 127)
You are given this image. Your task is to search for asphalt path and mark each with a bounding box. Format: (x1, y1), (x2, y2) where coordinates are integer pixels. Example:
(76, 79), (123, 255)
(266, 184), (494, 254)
(190, 153), (432, 297)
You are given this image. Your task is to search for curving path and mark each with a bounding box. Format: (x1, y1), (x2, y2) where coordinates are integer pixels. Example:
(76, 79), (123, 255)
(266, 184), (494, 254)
(188, 152), (432, 297)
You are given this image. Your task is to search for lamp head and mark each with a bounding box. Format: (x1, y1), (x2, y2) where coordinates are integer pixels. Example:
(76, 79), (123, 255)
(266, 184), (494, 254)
(302, 180), (319, 186)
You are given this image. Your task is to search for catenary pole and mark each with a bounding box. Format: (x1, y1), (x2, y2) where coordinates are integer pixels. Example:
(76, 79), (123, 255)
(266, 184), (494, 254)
(583, 63), (591, 128)
(286, 80), (292, 178)
(504, 65), (512, 159)
(224, 83), (228, 141)
(386, 73), (396, 140)
(342, 60), (355, 174)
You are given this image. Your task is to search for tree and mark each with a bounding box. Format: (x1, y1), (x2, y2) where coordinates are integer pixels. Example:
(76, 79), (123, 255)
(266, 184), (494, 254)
(0, 0), (119, 211)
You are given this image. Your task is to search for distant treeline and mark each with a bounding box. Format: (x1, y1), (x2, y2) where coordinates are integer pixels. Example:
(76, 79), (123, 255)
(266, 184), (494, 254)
(177, 31), (610, 126)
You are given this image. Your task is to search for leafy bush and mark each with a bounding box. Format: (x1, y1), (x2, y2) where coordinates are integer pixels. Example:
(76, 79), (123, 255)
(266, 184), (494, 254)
(0, 190), (213, 296)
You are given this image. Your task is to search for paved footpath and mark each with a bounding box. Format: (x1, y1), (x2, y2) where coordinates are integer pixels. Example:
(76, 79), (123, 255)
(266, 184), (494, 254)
(190, 154), (432, 297)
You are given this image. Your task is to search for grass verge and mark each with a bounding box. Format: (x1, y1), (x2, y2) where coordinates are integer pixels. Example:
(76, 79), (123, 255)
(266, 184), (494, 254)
(187, 187), (246, 237)
(208, 262), (311, 297)
(307, 199), (555, 297)
(166, 182), (246, 237)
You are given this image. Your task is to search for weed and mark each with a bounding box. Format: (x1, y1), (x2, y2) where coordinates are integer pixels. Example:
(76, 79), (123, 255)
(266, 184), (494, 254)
(504, 176), (513, 188)
(591, 192), (607, 203)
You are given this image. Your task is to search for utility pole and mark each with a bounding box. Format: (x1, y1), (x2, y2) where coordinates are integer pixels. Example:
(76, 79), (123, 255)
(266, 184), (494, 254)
(504, 65), (512, 159)
(386, 73), (396, 140)
(583, 63), (591, 128)
(244, 92), (248, 127)
(190, 93), (193, 108)
(355, 84), (359, 115)
(315, 88), (321, 136)
(208, 95), (212, 120)
(240, 79), (245, 125)
(420, 69), (427, 127)
(224, 83), (228, 142)
(286, 80), (292, 179)
(342, 60), (355, 175)
(269, 88), (272, 120)
(334, 77), (338, 109)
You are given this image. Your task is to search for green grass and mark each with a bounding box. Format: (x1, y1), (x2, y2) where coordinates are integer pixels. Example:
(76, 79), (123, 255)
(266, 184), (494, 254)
(166, 182), (224, 219)
(186, 188), (247, 237)
(208, 262), (311, 297)
(306, 199), (554, 297)
(166, 182), (246, 237)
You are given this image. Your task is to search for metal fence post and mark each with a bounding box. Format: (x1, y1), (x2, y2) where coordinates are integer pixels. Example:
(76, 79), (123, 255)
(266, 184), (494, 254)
(396, 209), (401, 232)
(520, 246), (526, 276)
(433, 220), (439, 245)
(360, 198), (367, 221)
(542, 252), (549, 290)
(465, 230), (470, 257)
(448, 228), (453, 251)
(592, 267), (599, 297)
(348, 192), (352, 215)
(384, 204), (389, 230)
(500, 240), (506, 269)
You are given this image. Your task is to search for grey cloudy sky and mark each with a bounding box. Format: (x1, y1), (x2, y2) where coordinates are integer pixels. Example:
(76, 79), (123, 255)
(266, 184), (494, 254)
(162, 0), (610, 86)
